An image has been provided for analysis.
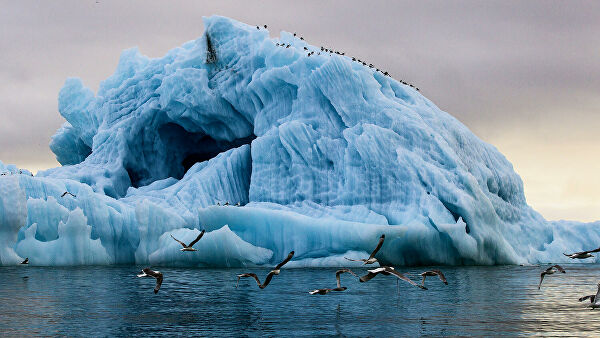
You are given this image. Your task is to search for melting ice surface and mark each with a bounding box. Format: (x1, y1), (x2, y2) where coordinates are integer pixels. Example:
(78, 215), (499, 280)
(1, 16), (599, 266)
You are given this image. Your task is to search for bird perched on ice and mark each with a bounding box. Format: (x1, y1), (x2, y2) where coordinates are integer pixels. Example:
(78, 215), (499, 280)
(538, 264), (565, 289)
(344, 234), (385, 264)
(170, 230), (205, 251)
(236, 251), (295, 289)
(579, 282), (600, 308)
(20, 258), (29, 265)
(359, 266), (427, 290)
(60, 191), (76, 198)
(420, 269), (448, 287)
(309, 269), (357, 295)
(137, 268), (163, 294)
(564, 247), (600, 259)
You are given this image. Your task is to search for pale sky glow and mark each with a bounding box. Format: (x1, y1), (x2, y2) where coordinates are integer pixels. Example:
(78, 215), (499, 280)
(1, 1), (598, 221)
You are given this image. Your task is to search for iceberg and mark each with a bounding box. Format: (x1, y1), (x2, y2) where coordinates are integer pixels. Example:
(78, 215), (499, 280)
(1, 16), (599, 266)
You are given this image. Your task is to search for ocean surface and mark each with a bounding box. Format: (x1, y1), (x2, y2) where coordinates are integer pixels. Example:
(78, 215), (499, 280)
(1, 264), (599, 336)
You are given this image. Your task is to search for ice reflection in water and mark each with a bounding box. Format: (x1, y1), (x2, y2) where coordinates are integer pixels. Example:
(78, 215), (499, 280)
(1, 264), (599, 336)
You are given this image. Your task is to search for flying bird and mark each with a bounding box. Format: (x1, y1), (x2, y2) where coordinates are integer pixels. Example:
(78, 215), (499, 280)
(20, 258), (29, 265)
(61, 191), (76, 198)
(137, 268), (163, 294)
(564, 247), (600, 259)
(309, 269), (358, 295)
(579, 282), (600, 308)
(359, 266), (427, 290)
(420, 269), (448, 287)
(170, 230), (205, 251)
(236, 251), (295, 289)
(538, 264), (566, 289)
(344, 234), (385, 264)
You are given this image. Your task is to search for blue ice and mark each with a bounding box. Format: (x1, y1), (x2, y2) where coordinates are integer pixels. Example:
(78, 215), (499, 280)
(1, 16), (599, 266)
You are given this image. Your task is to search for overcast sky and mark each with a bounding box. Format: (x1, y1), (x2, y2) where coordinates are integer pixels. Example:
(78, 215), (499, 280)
(1, 1), (599, 221)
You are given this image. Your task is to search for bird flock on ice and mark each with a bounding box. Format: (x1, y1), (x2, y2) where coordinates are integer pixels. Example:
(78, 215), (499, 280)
(255, 24), (420, 91)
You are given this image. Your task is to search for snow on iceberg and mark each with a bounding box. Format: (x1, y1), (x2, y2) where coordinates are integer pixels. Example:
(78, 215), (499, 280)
(1, 16), (599, 266)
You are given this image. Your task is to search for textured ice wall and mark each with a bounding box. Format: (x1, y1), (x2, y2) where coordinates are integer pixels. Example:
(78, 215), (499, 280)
(1, 16), (599, 266)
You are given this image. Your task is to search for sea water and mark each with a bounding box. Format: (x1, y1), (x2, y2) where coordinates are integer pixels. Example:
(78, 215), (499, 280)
(1, 264), (599, 336)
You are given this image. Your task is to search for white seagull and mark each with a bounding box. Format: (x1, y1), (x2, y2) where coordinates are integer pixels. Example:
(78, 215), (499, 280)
(137, 268), (163, 294)
(359, 266), (427, 290)
(236, 251), (295, 289)
(579, 282), (600, 309)
(420, 269), (448, 287)
(309, 269), (358, 295)
(538, 264), (566, 289)
(344, 234), (385, 265)
(170, 230), (205, 251)
(564, 247), (600, 259)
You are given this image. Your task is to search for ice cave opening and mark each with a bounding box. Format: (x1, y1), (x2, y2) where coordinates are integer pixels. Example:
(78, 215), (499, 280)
(124, 122), (256, 189)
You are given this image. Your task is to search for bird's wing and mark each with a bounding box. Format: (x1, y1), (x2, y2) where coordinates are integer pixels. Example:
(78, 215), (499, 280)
(60, 192), (67, 197)
(386, 267), (426, 289)
(563, 253), (572, 257)
(587, 246), (600, 253)
(579, 295), (595, 303)
(434, 270), (448, 284)
(274, 251), (295, 270)
(335, 269), (358, 288)
(145, 268), (157, 277)
(261, 271), (276, 288)
(538, 272), (546, 289)
(154, 274), (163, 294)
(170, 234), (188, 248)
(551, 265), (566, 273)
(368, 235), (385, 260)
(237, 273), (262, 287)
(344, 257), (363, 262)
(359, 270), (382, 283)
(188, 230), (205, 247)
(594, 288), (600, 305)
